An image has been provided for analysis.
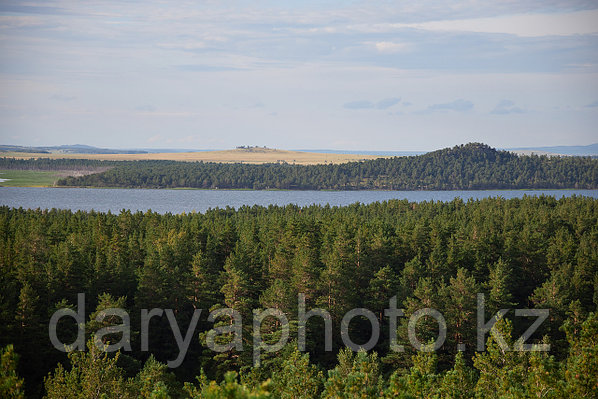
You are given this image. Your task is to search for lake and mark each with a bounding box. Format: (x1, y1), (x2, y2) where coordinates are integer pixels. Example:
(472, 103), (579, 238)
(1, 187), (597, 214)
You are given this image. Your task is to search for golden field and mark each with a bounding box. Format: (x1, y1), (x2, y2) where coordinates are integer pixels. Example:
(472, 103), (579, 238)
(1, 147), (388, 165)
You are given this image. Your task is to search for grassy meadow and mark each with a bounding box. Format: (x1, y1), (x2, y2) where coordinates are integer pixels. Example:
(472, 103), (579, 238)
(0, 170), (66, 187)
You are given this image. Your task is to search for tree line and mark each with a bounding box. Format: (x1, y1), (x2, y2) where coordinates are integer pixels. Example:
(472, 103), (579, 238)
(50, 143), (598, 190)
(0, 157), (112, 172)
(0, 195), (597, 397)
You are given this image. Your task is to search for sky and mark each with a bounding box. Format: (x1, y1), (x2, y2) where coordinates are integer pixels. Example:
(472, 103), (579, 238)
(0, 1), (597, 151)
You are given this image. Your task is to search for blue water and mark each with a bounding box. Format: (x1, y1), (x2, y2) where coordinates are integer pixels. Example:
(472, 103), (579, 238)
(0, 187), (596, 214)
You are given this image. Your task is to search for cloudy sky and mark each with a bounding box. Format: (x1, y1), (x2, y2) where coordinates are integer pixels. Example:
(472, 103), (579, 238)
(1, 1), (597, 151)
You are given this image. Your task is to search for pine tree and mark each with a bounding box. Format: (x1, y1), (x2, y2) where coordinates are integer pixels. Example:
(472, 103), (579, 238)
(563, 312), (598, 397)
(184, 371), (271, 399)
(317, 225), (358, 324)
(485, 258), (516, 315)
(525, 349), (561, 399)
(188, 249), (223, 310)
(399, 256), (425, 300)
(270, 349), (323, 399)
(86, 293), (129, 348)
(44, 338), (129, 399)
(0, 345), (25, 399)
(367, 265), (401, 322)
(290, 232), (322, 304)
(221, 250), (254, 317)
(131, 355), (180, 398)
(441, 268), (479, 354)
(323, 349), (382, 398)
(473, 317), (527, 398)
(385, 346), (439, 399)
(439, 352), (476, 399)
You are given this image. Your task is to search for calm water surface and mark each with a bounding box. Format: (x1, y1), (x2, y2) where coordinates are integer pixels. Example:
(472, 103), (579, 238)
(0, 187), (596, 214)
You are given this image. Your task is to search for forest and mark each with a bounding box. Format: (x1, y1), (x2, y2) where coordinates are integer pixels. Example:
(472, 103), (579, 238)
(1, 195), (597, 397)
(42, 143), (598, 189)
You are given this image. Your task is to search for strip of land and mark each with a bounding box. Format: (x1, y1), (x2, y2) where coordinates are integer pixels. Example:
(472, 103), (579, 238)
(2, 143), (596, 189)
(0, 147), (385, 165)
(0, 169), (110, 187)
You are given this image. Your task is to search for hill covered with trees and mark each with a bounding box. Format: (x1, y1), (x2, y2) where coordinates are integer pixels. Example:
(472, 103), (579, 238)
(53, 143), (598, 190)
(1, 196), (597, 397)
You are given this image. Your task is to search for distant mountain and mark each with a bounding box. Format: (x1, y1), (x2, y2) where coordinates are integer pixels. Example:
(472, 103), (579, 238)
(505, 143), (598, 156)
(299, 144), (598, 157)
(0, 144), (148, 155)
(138, 148), (219, 153)
(4, 142), (597, 157)
(0, 145), (50, 154)
(62, 144), (97, 149)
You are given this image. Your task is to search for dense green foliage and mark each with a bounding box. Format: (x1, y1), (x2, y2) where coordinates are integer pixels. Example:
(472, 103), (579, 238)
(0, 157), (114, 171)
(55, 143), (598, 189)
(0, 195), (597, 397)
(1, 345), (25, 398)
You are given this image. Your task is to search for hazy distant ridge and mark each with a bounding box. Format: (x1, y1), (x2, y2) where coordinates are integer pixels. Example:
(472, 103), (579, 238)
(3, 143), (597, 156)
(0, 144), (148, 155)
(504, 143), (598, 156)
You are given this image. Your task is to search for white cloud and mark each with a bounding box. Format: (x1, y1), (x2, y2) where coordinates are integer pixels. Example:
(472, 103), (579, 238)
(376, 98), (401, 109)
(399, 9), (598, 37)
(0, 15), (46, 28)
(424, 99), (474, 113)
(374, 41), (409, 53)
(343, 100), (374, 109)
(147, 135), (162, 143)
(491, 100), (525, 114)
(50, 94), (76, 102)
(156, 41), (208, 50)
(343, 97), (401, 110)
